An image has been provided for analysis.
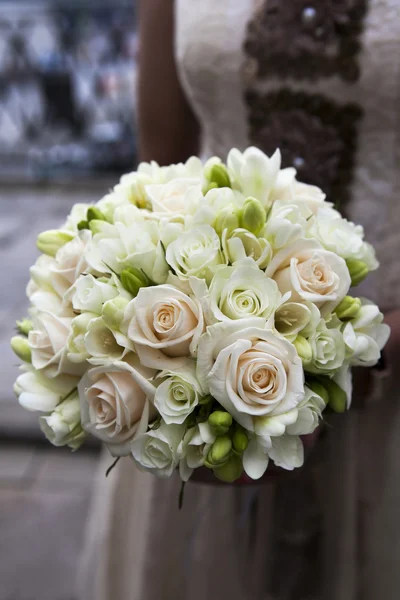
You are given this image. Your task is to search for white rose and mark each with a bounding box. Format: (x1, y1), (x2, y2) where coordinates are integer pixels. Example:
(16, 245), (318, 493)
(208, 262), (282, 322)
(179, 422), (216, 482)
(291, 181), (329, 216)
(78, 357), (157, 456)
(343, 300), (390, 366)
(308, 207), (378, 271)
(86, 220), (168, 284)
(266, 239), (351, 316)
(72, 274), (119, 314)
(131, 422), (185, 478)
(306, 320), (346, 374)
(227, 147), (281, 208)
(145, 178), (202, 215)
(27, 255), (65, 316)
(165, 225), (225, 282)
(222, 228), (272, 269)
(126, 284), (205, 369)
(29, 311), (83, 378)
(39, 391), (86, 450)
(154, 361), (203, 424)
(197, 318), (305, 434)
(14, 367), (79, 412)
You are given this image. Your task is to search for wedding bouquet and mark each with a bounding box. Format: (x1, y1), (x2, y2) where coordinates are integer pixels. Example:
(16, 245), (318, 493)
(12, 147), (390, 484)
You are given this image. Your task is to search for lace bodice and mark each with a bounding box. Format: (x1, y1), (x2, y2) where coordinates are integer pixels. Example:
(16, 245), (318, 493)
(175, 0), (400, 308)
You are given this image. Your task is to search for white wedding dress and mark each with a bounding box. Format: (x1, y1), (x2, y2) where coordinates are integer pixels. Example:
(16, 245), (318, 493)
(78, 1), (400, 599)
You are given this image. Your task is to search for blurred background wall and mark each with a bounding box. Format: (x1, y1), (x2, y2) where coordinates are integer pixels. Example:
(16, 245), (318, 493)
(0, 2), (138, 598)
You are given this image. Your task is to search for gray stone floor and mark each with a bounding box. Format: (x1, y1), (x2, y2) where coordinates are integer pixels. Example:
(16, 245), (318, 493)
(0, 183), (107, 600)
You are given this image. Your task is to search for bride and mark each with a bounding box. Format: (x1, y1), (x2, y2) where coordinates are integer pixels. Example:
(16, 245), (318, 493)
(78, 1), (400, 599)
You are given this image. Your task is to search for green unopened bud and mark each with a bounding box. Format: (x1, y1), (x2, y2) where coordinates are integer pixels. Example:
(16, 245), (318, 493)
(208, 411), (233, 436)
(77, 220), (89, 231)
(293, 335), (313, 364)
(232, 429), (249, 453)
(206, 435), (232, 466)
(202, 181), (219, 194)
(120, 268), (150, 296)
(102, 296), (130, 331)
(324, 378), (347, 413)
(335, 296), (362, 321)
(213, 454), (243, 483)
(307, 379), (329, 405)
(214, 207), (240, 236)
(89, 219), (108, 235)
(87, 206), (106, 222)
(16, 318), (34, 336)
(240, 197), (266, 235)
(346, 259), (369, 287)
(209, 164), (231, 188)
(37, 229), (74, 257)
(11, 336), (31, 363)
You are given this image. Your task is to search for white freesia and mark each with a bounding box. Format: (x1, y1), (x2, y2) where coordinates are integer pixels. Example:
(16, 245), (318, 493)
(165, 225), (225, 282)
(126, 284), (205, 369)
(48, 230), (91, 299)
(291, 181), (329, 216)
(197, 318), (305, 434)
(179, 423), (216, 481)
(67, 312), (95, 363)
(343, 300), (390, 366)
(266, 239), (351, 316)
(14, 367), (79, 412)
(72, 274), (119, 314)
(222, 228), (272, 269)
(306, 319), (346, 374)
(131, 422), (185, 478)
(78, 357), (157, 456)
(154, 361), (203, 424)
(63, 203), (90, 232)
(227, 147), (281, 208)
(29, 311), (83, 378)
(286, 386), (325, 435)
(145, 178), (202, 215)
(264, 203), (307, 249)
(274, 301), (320, 341)
(86, 220), (168, 284)
(27, 255), (65, 316)
(85, 317), (128, 365)
(242, 431), (304, 479)
(308, 207), (379, 270)
(39, 390), (86, 450)
(208, 262), (282, 322)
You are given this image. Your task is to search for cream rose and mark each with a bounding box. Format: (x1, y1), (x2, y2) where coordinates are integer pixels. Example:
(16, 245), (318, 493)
(145, 178), (202, 214)
(266, 239), (351, 316)
(78, 357), (156, 456)
(29, 311), (83, 378)
(197, 318), (305, 433)
(48, 230), (91, 298)
(126, 284), (204, 369)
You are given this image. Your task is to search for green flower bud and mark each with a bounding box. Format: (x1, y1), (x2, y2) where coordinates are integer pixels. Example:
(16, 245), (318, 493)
(89, 219), (108, 235)
(209, 164), (231, 188)
(293, 335), (313, 364)
(232, 429), (249, 453)
(36, 229), (74, 257)
(208, 410), (233, 436)
(16, 318), (33, 336)
(346, 259), (369, 287)
(102, 296), (130, 331)
(202, 181), (219, 195)
(206, 435), (232, 466)
(335, 296), (362, 321)
(77, 220), (89, 231)
(240, 197), (266, 235)
(120, 267), (150, 296)
(324, 378), (347, 413)
(213, 454), (243, 483)
(214, 207), (240, 236)
(10, 336), (31, 363)
(307, 379), (329, 405)
(87, 206), (107, 222)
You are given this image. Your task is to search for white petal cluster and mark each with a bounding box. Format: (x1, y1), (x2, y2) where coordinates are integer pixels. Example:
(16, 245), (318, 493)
(12, 148), (388, 482)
